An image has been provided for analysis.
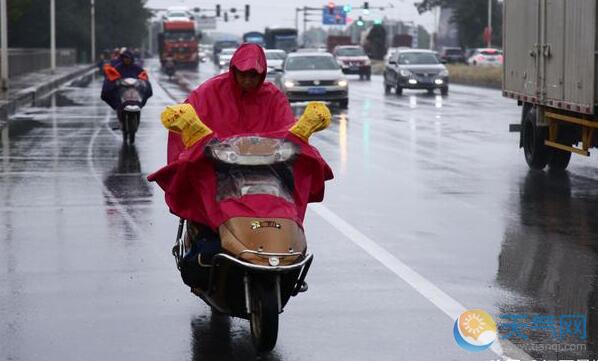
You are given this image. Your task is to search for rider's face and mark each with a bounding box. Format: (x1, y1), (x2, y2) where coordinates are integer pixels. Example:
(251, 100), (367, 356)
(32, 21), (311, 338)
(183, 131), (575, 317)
(122, 57), (133, 65)
(234, 69), (261, 92)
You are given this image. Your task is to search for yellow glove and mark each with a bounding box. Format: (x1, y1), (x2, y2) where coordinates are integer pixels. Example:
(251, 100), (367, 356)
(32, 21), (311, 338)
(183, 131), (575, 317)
(290, 102), (332, 141)
(160, 103), (212, 148)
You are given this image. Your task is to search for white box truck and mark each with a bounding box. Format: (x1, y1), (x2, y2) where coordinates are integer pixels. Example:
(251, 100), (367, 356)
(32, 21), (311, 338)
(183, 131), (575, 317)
(503, 0), (598, 170)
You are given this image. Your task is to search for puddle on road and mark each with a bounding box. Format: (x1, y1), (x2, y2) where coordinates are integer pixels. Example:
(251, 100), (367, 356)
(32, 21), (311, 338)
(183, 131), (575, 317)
(35, 90), (82, 108)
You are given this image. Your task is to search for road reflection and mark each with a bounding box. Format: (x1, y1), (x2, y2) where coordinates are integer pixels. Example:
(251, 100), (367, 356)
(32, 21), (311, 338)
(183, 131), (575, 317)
(497, 171), (598, 358)
(103, 144), (152, 239)
(189, 314), (284, 361)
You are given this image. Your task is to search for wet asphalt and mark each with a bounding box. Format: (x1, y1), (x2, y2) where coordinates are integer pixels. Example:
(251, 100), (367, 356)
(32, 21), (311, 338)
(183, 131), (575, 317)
(2, 60), (598, 361)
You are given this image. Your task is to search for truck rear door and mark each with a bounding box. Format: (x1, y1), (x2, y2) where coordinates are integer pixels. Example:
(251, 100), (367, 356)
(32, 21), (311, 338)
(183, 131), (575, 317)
(504, 0), (541, 99)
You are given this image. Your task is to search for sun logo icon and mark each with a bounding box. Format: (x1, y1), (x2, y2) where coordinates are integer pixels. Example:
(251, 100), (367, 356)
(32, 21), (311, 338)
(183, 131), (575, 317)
(453, 309), (497, 352)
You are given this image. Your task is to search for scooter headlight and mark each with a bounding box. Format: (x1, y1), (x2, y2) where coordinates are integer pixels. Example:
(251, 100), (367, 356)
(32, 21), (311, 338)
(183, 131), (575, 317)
(208, 137), (298, 165)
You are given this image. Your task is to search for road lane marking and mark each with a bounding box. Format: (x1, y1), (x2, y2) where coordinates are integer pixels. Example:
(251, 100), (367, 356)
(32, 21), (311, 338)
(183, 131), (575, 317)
(310, 203), (531, 360)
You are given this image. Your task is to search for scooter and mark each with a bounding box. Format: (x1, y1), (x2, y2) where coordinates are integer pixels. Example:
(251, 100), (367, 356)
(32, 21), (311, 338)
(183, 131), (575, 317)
(172, 136), (313, 352)
(163, 59), (176, 80)
(117, 78), (148, 144)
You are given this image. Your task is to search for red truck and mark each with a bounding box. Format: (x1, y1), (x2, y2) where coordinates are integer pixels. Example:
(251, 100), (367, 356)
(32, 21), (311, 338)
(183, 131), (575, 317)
(158, 20), (199, 68)
(326, 35), (353, 53)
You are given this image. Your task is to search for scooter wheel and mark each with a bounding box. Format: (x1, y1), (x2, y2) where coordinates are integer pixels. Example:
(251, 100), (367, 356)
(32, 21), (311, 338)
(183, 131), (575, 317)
(250, 281), (279, 352)
(128, 131), (135, 144)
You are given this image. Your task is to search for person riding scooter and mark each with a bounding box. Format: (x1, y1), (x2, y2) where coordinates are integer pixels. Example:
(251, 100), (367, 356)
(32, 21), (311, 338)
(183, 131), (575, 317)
(162, 43), (299, 277)
(148, 44), (333, 351)
(101, 50), (153, 125)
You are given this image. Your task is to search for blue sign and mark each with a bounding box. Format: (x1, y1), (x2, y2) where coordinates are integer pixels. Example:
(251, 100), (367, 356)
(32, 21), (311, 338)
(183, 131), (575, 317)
(322, 6), (346, 25)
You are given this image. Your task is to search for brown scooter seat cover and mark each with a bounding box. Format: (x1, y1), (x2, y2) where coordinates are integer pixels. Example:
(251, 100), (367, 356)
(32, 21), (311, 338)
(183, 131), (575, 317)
(218, 217), (306, 266)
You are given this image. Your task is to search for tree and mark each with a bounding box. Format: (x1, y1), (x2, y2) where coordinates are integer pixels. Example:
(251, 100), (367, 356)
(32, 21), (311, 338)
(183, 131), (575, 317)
(414, 0), (502, 48)
(7, 0), (151, 61)
(364, 24), (386, 60)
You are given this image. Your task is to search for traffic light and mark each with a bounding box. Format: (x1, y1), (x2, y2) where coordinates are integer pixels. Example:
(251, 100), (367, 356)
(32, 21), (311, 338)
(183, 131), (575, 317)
(363, 2), (369, 9)
(245, 4), (250, 21)
(328, 1), (335, 15)
(356, 16), (364, 26)
(193, 7), (200, 12)
(343, 4), (352, 13)
(216, 4), (221, 17)
(224, 11), (228, 22)
(374, 18), (382, 25)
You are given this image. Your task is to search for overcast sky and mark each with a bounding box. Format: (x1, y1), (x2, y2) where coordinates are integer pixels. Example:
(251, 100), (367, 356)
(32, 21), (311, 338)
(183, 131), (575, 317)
(146, 0), (434, 36)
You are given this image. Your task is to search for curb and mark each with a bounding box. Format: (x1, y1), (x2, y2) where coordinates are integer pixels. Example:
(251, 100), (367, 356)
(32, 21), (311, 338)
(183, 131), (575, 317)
(0, 64), (96, 123)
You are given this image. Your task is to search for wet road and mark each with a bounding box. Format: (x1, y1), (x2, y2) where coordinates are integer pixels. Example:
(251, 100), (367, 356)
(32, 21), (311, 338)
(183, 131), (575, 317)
(2, 61), (598, 361)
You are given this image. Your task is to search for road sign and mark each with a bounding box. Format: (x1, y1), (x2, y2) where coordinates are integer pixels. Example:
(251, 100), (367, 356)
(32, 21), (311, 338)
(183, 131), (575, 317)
(322, 6), (346, 25)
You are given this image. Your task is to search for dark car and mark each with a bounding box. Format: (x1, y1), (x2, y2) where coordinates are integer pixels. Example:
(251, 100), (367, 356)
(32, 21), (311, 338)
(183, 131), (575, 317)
(383, 49), (449, 96)
(439, 47), (466, 64)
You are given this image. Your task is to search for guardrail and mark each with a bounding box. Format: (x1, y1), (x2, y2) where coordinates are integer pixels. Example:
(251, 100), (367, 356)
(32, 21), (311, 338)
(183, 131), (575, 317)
(0, 48), (77, 78)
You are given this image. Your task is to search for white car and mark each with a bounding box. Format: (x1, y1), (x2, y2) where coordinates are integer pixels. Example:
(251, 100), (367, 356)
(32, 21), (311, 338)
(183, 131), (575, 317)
(164, 7), (193, 21)
(264, 49), (286, 71)
(280, 52), (349, 108)
(467, 48), (503, 67)
(218, 48), (237, 68)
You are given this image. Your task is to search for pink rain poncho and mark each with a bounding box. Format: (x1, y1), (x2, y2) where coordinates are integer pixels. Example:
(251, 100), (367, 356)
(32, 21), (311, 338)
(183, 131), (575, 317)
(148, 43), (333, 230)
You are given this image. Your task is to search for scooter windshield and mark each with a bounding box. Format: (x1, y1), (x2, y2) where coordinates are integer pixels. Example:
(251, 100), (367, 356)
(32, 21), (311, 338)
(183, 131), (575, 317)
(206, 137), (298, 203)
(119, 78), (144, 103)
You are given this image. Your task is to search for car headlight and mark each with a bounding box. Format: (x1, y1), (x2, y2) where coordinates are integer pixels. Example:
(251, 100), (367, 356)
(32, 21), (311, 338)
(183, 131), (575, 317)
(219, 60), (225, 66)
(438, 69), (449, 77)
(399, 69), (413, 77)
(284, 80), (295, 88)
(337, 79), (348, 87)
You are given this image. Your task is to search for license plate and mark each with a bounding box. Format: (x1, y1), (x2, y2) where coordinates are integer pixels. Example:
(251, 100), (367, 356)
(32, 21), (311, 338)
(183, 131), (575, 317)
(307, 87), (326, 95)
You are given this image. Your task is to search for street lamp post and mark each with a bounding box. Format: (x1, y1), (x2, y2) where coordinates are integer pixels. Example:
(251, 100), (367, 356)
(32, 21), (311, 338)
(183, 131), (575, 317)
(0, 0), (8, 91)
(91, 0), (96, 63)
(50, 0), (56, 72)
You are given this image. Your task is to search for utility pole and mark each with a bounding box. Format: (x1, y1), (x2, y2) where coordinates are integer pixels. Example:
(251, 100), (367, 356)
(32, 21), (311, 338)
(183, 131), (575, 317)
(295, 7), (300, 32)
(0, 0), (8, 91)
(91, 0), (96, 63)
(50, 0), (56, 72)
(303, 6), (307, 36)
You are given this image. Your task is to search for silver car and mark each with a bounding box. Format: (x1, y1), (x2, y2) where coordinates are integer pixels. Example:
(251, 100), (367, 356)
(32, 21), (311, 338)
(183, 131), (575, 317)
(265, 49), (286, 71)
(280, 52), (349, 108)
(218, 48), (236, 69)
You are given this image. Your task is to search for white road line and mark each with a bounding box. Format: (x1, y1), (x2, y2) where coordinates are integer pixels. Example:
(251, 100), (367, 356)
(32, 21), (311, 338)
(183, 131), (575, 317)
(310, 203), (532, 360)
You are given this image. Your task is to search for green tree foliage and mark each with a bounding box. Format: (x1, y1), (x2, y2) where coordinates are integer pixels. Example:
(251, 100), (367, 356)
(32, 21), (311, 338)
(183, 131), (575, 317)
(414, 0), (502, 48)
(364, 24), (387, 60)
(7, 0), (150, 60)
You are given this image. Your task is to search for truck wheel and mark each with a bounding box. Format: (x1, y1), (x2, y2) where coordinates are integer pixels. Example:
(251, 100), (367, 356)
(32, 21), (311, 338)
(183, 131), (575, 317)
(548, 150), (571, 172)
(522, 107), (549, 170)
